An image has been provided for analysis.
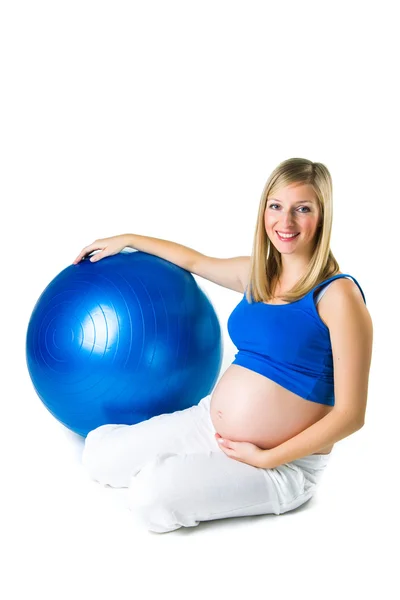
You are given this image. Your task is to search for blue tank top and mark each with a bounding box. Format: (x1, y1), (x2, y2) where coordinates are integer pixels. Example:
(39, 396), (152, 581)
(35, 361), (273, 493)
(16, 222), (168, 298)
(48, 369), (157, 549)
(227, 274), (366, 406)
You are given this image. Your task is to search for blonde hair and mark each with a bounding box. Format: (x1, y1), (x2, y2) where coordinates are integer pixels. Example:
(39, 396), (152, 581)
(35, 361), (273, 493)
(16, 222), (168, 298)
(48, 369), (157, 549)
(246, 157), (340, 304)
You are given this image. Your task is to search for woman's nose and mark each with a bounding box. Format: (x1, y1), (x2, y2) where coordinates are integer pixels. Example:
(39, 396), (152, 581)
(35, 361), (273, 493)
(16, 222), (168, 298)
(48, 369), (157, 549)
(280, 213), (296, 226)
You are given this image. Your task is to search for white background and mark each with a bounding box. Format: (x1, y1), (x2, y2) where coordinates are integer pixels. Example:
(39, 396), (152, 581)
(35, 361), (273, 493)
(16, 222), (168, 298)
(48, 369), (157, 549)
(1, 1), (398, 598)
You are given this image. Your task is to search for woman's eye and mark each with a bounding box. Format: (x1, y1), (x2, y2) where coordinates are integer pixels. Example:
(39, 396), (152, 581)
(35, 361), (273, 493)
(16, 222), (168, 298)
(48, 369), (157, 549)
(269, 204), (310, 213)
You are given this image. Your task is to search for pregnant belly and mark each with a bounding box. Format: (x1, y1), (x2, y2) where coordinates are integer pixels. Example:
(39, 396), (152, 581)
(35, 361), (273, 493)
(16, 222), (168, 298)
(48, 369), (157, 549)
(210, 364), (334, 454)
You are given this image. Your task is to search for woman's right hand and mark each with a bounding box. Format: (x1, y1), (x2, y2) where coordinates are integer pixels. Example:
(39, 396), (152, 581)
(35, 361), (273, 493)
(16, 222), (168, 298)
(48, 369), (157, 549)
(73, 234), (130, 265)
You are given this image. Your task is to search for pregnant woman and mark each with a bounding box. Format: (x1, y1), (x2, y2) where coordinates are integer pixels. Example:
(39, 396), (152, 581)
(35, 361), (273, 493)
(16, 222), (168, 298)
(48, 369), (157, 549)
(75, 157), (373, 533)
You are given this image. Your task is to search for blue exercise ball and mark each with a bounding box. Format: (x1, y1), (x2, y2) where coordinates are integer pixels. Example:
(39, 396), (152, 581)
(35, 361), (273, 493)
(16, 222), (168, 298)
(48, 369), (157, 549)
(26, 250), (223, 437)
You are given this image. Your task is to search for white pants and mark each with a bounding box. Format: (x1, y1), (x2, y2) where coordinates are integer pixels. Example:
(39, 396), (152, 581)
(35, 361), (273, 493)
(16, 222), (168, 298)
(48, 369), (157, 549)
(82, 394), (331, 533)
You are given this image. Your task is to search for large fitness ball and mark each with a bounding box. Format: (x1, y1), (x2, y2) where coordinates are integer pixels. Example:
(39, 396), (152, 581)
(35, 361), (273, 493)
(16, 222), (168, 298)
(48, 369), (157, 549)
(26, 250), (223, 436)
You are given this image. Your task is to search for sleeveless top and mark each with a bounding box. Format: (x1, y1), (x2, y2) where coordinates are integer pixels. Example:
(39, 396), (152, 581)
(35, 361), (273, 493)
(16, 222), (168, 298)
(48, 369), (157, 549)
(227, 274), (366, 406)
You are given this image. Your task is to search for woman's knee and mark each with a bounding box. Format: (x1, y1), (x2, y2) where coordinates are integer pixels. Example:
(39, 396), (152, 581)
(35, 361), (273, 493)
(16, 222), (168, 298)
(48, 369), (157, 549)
(82, 424), (127, 487)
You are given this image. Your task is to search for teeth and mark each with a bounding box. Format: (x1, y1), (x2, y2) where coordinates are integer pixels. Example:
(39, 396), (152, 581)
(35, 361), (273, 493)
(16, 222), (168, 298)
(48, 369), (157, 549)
(277, 231), (298, 238)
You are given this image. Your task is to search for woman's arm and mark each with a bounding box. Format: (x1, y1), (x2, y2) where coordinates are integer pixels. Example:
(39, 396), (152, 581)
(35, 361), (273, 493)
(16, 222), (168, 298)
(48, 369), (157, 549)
(260, 277), (373, 468)
(258, 411), (363, 468)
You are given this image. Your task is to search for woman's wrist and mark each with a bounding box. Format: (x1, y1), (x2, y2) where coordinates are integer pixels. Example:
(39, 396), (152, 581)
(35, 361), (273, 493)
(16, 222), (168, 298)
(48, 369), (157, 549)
(122, 233), (136, 249)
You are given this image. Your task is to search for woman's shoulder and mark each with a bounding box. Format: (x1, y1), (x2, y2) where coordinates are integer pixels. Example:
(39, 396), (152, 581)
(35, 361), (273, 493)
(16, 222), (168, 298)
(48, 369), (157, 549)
(315, 277), (366, 342)
(319, 272), (366, 308)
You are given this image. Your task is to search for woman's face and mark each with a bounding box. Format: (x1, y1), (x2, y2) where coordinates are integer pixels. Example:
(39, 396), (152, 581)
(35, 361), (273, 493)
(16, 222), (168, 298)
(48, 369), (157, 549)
(264, 183), (322, 255)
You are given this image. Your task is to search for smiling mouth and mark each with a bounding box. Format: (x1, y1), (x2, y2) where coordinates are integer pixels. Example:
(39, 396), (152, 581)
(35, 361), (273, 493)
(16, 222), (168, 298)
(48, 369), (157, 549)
(276, 231), (300, 241)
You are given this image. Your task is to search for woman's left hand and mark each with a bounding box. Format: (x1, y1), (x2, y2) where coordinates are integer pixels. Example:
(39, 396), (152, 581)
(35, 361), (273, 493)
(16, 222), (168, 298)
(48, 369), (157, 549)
(215, 433), (266, 468)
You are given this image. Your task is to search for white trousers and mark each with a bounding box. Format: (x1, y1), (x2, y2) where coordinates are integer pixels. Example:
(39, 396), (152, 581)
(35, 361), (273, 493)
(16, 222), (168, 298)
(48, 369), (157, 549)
(82, 394), (331, 533)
